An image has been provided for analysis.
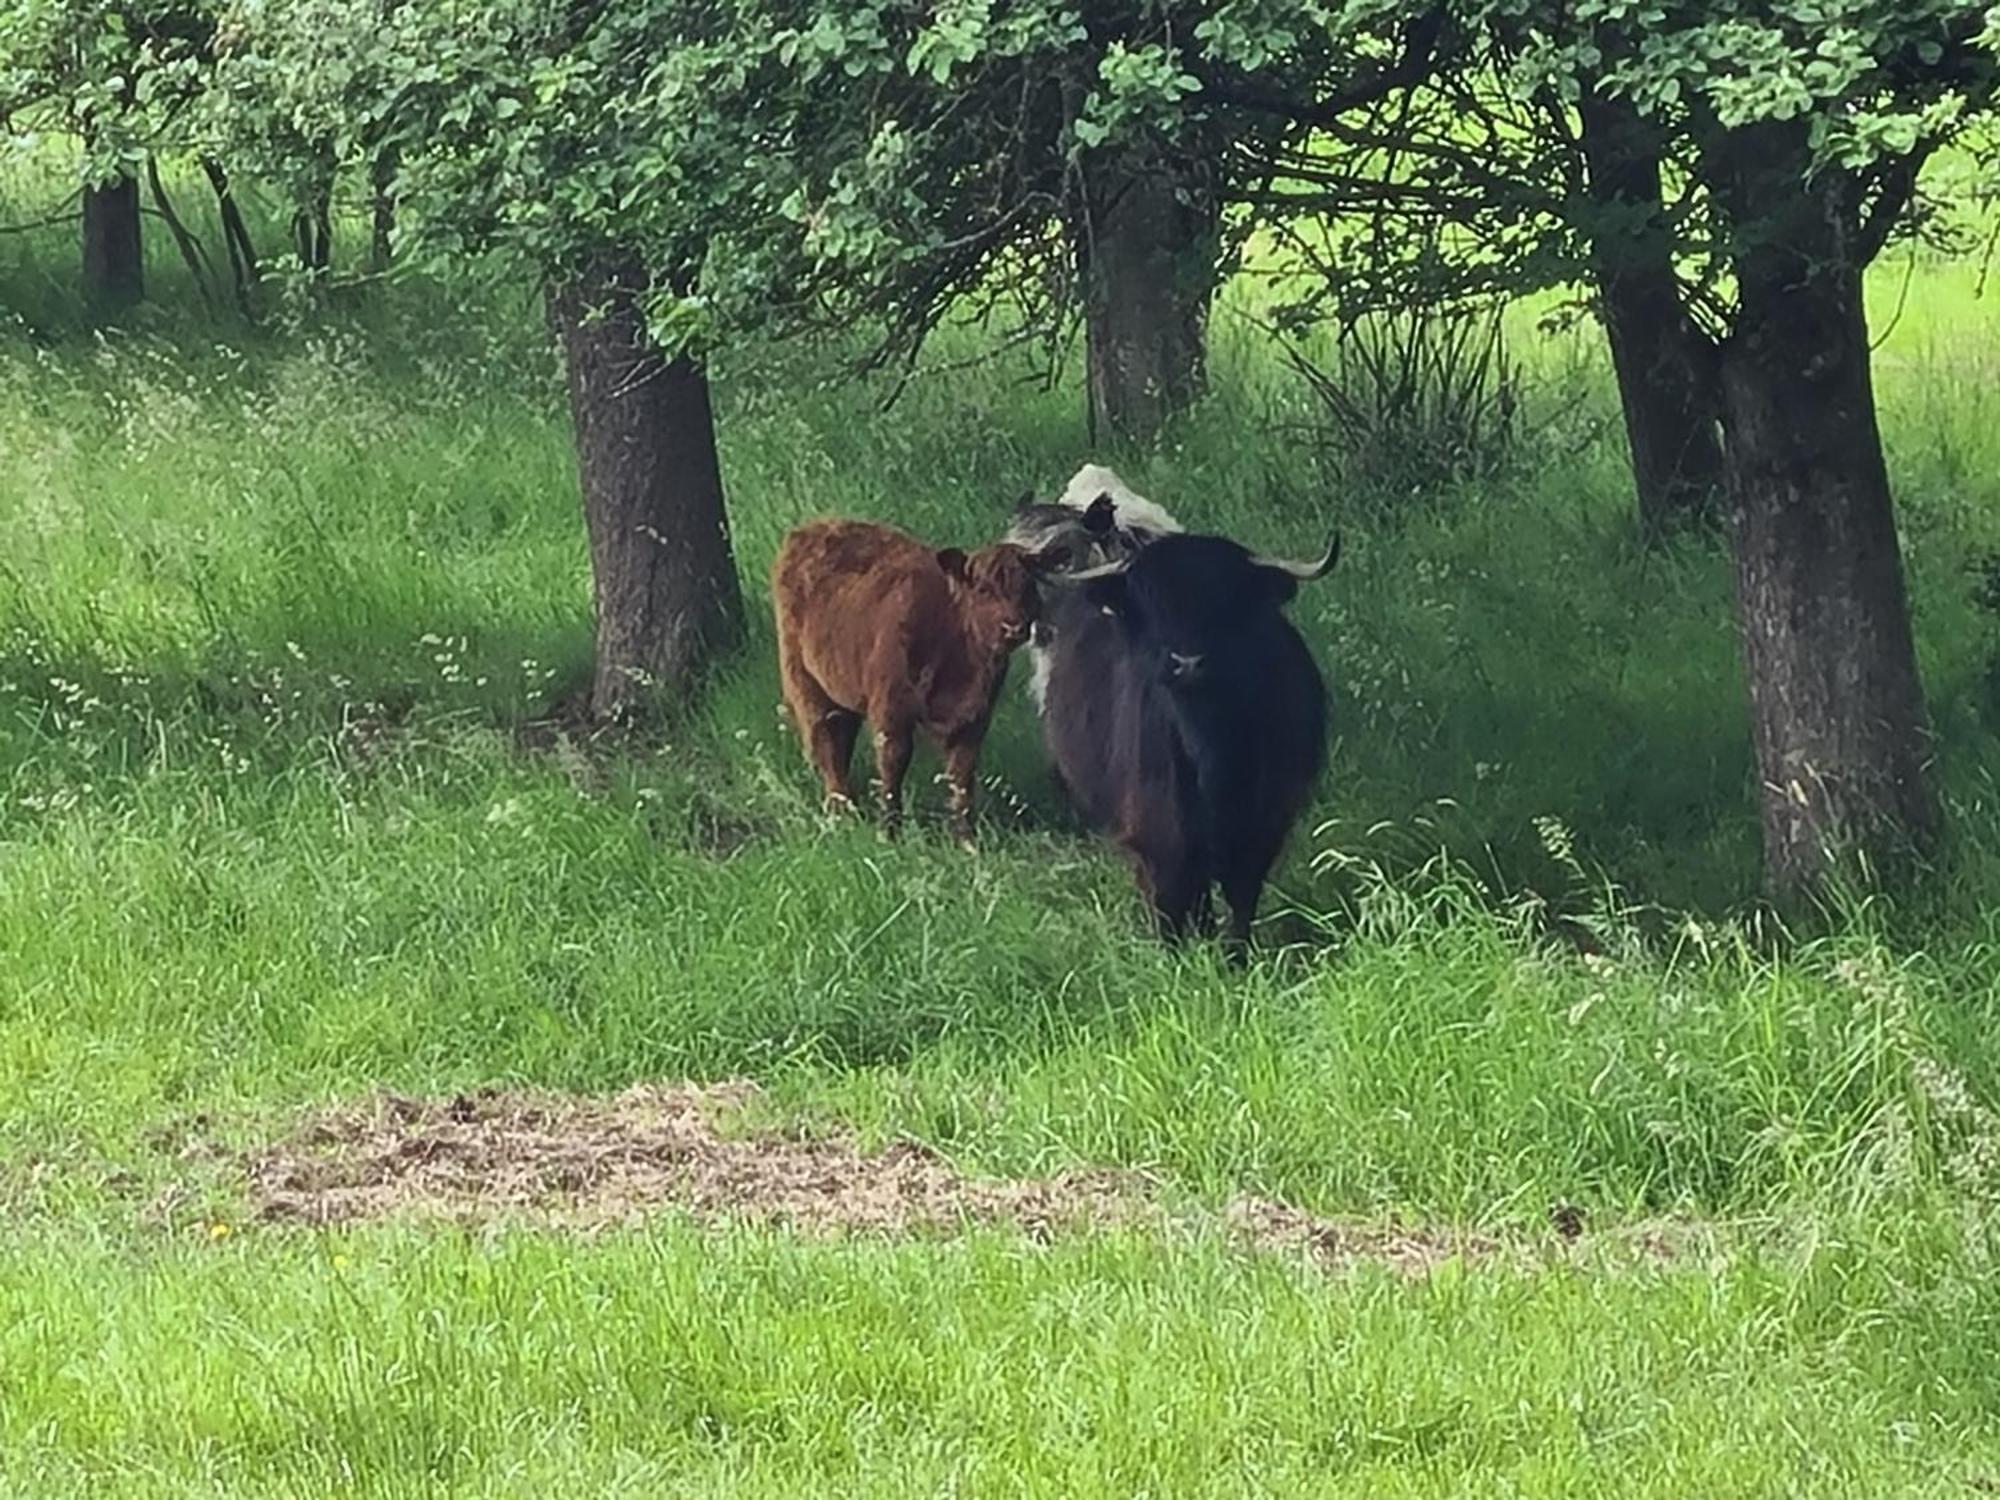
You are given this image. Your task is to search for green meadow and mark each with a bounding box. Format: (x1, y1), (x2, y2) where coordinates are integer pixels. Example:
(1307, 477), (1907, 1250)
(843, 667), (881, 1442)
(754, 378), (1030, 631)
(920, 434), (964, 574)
(6, 172), (2000, 1494)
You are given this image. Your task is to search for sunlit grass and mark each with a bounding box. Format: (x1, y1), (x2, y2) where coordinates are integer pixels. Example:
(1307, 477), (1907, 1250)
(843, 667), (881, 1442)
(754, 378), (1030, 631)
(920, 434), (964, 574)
(7, 157), (2000, 1492)
(8, 1221), (1997, 1498)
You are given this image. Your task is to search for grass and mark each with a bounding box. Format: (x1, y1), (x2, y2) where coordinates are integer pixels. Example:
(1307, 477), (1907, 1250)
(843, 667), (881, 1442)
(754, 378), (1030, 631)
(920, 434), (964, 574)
(8, 167), (2000, 1493)
(11, 1222), (2000, 1498)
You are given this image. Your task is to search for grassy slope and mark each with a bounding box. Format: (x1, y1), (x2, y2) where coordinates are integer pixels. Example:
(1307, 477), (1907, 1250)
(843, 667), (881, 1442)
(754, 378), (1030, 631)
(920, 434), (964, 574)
(8, 1225), (1996, 1499)
(6, 193), (2000, 1492)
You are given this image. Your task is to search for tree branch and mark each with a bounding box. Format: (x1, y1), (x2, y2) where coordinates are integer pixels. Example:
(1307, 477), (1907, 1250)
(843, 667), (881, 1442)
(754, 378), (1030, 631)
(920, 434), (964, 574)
(1854, 148), (1930, 268)
(1197, 9), (1448, 127)
(0, 209), (81, 236)
(147, 155), (218, 310)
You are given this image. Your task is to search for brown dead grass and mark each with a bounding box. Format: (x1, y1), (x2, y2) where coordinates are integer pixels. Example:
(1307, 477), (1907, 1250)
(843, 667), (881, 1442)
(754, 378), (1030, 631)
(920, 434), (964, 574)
(241, 1081), (1142, 1239)
(1222, 1195), (1494, 1275)
(221, 1080), (1695, 1276)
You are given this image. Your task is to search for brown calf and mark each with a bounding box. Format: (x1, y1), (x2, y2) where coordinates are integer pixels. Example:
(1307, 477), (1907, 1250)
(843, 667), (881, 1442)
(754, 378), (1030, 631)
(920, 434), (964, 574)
(772, 518), (1047, 845)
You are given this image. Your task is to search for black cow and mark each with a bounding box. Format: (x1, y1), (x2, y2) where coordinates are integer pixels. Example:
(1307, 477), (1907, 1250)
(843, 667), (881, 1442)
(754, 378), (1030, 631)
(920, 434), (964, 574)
(1039, 530), (1339, 946)
(1004, 467), (1186, 713)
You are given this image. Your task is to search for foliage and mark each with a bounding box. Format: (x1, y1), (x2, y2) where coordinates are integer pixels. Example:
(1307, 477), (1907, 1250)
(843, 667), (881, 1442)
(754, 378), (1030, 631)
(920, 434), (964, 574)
(196, 0), (401, 255)
(206, 0), (1071, 349)
(1233, 6), (1996, 340)
(194, 0), (1398, 362)
(11, 1223), (2000, 1495)
(1250, 74), (1584, 328)
(13, 1), (2000, 357)
(0, 1), (217, 184)
(6, 2), (2000, 1481)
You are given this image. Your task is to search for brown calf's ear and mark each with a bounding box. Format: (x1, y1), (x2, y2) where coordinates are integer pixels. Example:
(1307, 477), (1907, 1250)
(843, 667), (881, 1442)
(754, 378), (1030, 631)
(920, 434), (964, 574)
(936, 547), (970, 581)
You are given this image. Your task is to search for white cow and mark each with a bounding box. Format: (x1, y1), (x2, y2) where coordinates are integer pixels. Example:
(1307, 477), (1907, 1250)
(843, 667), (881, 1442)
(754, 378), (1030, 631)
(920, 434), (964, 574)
(1055, 463), (1183, 541)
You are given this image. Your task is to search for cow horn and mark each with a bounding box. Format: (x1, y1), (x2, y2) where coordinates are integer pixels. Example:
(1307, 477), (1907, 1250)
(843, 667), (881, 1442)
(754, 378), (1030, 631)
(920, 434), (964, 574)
(1250, 533), (1341, 581)
(1054, 555), (1133, 583)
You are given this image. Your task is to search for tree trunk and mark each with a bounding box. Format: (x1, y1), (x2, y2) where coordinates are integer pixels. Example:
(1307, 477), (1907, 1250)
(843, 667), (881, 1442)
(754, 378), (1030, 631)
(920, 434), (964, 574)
(293, 152), (334, 274)
(1712, 123), (1939, 896)
(1078, 152), (1219, 444)
(202, 157), (261, 313)
(1578, 91), (1724, 538)
(369, 144), (398, 274)
(146, 156), (215, 311)
(82, 172), (144, 313)
(547, 257), (745, 720)
(294, 183), (333, 273)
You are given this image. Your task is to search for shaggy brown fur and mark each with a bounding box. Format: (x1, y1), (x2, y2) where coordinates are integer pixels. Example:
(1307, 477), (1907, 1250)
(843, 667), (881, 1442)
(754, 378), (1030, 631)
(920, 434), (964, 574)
(772, 518), (1046, 844)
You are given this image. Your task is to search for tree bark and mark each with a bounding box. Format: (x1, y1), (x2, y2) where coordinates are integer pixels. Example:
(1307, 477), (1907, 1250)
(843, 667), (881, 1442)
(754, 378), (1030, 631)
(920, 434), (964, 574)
(1711, 123), (1940, 896)
(1578, 91), (1724, 538)
(82, 172), (144, 313)
(547, 257), (745, 720)
(1077, 151), (1219, 444)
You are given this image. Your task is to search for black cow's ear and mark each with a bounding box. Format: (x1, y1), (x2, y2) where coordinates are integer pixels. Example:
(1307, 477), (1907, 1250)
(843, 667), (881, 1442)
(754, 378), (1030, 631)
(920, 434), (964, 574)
(936, 548), (970, 581)
(1081, 492), (1116, 535)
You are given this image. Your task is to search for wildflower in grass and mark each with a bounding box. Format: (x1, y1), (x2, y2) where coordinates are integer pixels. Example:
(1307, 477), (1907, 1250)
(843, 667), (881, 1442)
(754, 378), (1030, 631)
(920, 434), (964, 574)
(210, 1222), (232, 1240)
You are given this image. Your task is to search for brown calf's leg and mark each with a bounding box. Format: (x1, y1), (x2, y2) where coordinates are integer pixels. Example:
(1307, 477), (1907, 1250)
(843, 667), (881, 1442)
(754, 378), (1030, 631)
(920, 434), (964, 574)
(873, 721), (914, 837)
(811, 712), (864, 811)
(778, 650), (861, 810)
(941, 732), (985, 850)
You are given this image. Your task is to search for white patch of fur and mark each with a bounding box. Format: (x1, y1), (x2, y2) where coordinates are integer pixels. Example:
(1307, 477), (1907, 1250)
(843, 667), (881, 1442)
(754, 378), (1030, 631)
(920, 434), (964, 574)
(1058, 464), (1183, 536)
(1026, 642), (1053, 712)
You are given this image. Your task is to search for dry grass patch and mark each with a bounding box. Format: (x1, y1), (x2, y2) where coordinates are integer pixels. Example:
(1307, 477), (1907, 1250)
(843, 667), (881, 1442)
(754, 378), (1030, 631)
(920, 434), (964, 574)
(240, 1081), (1144, 1238)
(209, 1081), (1720, 1277)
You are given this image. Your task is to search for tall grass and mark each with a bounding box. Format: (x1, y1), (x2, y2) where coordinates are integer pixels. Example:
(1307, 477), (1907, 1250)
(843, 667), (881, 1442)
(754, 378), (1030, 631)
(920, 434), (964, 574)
(9, 158), (2000, 1493)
